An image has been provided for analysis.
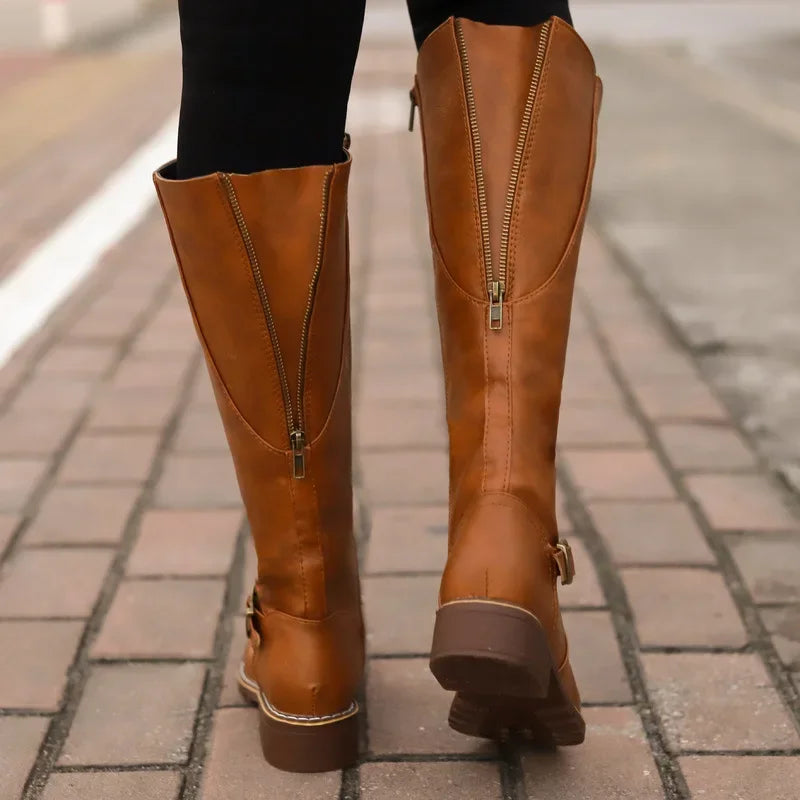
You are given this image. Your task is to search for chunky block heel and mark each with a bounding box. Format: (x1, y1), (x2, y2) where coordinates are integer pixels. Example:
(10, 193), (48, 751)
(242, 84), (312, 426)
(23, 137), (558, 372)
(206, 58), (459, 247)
(258, 701), (359, 773)
(238, 663), (359, 772)
(430, 600), (585, 746)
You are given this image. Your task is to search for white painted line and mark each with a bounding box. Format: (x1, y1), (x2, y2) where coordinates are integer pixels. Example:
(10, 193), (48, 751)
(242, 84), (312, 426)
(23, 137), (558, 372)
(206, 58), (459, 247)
(0, 113), (178, 370)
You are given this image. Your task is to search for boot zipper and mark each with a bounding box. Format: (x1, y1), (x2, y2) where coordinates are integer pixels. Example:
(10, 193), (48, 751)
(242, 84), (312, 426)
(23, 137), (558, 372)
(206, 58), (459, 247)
(221, 169), (334, 479)
(454, 19), (494, 328)
(294, 168), (335, 478)
(454, 18), (552, 331)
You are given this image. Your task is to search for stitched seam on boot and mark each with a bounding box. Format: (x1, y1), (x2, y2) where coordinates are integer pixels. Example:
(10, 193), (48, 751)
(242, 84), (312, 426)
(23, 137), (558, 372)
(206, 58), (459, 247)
(508, 78), (601, 306)
(449, 20), (486, 298)
(214, 176), (288, 441)
(288, 474), (309, 619)
(507, 29), (554, 298)
(154, 191), (284, 456)
(504, 304), (513, 492)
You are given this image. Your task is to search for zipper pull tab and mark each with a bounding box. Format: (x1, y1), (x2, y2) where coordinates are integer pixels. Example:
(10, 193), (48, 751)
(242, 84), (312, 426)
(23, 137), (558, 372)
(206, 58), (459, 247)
(408, 87), (418, 132)
(290, 430), (306, 479)
(489, 281), (505, 330)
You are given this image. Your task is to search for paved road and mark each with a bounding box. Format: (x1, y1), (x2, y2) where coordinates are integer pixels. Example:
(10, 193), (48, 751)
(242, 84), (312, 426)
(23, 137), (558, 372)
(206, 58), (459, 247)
(0, 3), (798, 799)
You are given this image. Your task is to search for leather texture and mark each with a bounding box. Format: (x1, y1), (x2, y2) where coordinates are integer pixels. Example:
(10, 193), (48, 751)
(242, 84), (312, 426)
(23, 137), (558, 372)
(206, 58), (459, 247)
(415, 17), (602, 705)
(154, 156), (363, 720)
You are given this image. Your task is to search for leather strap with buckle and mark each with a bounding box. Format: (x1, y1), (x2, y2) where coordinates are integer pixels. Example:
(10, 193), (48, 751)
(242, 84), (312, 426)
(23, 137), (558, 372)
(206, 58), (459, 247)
(553, 539), (575, 586)
(245, 586), (261, 647)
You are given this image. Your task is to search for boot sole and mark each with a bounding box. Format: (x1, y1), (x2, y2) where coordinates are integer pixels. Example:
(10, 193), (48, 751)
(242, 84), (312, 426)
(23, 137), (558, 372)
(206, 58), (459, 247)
(429, 600), (585, 746)
(237, 665), (359, 773)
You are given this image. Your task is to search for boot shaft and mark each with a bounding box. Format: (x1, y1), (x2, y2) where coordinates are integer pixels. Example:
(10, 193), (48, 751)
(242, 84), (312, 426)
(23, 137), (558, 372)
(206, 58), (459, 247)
(154, 159), (358, 621)
(415, 17), (602, 534)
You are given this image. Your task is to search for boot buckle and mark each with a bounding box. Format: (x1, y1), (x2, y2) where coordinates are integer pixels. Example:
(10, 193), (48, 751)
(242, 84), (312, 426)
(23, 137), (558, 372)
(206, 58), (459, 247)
(245, 587), (261, 648)
(554, 540), (575, 586)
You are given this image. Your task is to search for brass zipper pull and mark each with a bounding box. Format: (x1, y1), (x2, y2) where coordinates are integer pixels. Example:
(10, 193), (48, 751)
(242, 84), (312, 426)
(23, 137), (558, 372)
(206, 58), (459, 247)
(291, 430), (306, 479)
(408, 88), (418, 132)
(489, 281), (505, 330)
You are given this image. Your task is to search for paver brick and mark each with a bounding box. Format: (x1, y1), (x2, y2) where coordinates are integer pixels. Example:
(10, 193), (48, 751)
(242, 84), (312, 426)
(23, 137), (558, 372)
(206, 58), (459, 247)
(622, 568), (747, 648)
(729, 535), (800, 603)
(657, 423), (755, 471)
(60, 663), (205, 765)
(0, 410), (76, 456)
(361, 762), (502, 800)
(588, 501), (715, 565)
(564, 449), (675, 501)
(643, 653), (800, 752)
(364, 505), (448, 574)
(366, 658), (494, 756)
(687, 474), (797, 531)
(11, 375), (93, 413)
(87, 387), (178, 431)
(110, 355), (192, 390)
(562, 356), (622, 404)
(761, 605), (800, 670)
(41, 771), (182, 800)
(58, 433), (160, 484)
(25, 485), (138, 545)
(238, 542), (257, 611)
(360, 451), (448, 506)
(187, 373), (216, 409)
(355, 398), (447, 451)
(564, 611), (632, 703)
(559, 537), (605, 608)
(359, 368), (442, 403)
(363, 575), (439, 655)
(91, 578), (225, 659)
(218, 617), (248, 708)
(0, 716), (48, 799)
(172, 410), (229, 453)
(36, 343), (116, 378)
(0, 620), (82, 710)
(155, 454), (240, 509)
(66, 306), (140, 342)
(0, 457), (49, 512)
(630, 378), (727, 421)
(127, 509), (241, 576)
(558, 403), (647, 447)
(0, 513), (18, 554)
(522, 707), (664, 800)
(0, 548), (112, 618)
(200, 708), (341, 800)
(680, 755), (800, 800)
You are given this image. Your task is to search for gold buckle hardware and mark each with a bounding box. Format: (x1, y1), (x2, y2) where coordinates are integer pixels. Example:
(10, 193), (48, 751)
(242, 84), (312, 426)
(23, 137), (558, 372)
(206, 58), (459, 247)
(554, 540), (575, 586)
(245, 587), (261, 647)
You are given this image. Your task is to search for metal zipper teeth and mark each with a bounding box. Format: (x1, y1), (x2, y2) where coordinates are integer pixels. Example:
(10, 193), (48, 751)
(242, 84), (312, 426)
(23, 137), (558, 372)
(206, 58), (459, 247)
(455, 19), (493, 294)
(220, 174), (296, 437)
(497, 20), (552, 290)
(295, 168), (334, 436)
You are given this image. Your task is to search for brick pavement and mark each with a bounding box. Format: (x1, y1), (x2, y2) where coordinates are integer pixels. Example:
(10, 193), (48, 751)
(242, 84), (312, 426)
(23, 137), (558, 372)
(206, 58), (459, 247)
(1, 40), (800, 800)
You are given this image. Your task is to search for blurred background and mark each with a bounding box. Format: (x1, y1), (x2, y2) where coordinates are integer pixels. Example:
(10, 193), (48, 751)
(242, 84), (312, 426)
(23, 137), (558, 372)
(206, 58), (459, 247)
(0, 0), (798, 482)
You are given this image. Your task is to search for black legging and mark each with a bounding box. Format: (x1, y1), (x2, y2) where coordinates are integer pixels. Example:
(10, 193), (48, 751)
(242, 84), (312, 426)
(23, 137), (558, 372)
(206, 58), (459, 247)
(176, 1), (572, 179)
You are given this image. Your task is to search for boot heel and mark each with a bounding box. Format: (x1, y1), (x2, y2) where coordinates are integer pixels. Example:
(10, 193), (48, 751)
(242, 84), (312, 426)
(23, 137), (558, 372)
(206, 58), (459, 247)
(430, 600), (552, 697)
(258, 700), (359, 773)
(430, 600), (585, 746)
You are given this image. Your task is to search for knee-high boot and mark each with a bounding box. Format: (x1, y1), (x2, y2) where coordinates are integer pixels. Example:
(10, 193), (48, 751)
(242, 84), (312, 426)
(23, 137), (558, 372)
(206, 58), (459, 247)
(411, 17), (602, 744)
(154, 150), (363, 772)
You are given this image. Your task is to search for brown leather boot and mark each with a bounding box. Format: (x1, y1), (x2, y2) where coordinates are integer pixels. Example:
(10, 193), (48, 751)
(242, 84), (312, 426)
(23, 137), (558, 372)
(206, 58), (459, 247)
(411, 17), (602, 745)
(154, 151), (363, 772)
